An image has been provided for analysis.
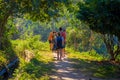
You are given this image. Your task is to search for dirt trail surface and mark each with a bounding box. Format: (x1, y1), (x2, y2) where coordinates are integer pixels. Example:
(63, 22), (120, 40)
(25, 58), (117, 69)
(50, 57), (105, 80)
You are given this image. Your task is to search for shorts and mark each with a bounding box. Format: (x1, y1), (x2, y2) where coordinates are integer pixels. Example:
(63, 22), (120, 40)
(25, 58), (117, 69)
(49, 40), (51, 43)
(52, 44), (57, 50)
(49, 40), (54, 43)
(56, 45), (63, 49)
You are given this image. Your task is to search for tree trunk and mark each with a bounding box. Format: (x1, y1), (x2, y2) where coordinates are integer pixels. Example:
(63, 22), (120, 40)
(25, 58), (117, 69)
(102, 34), (115, 61)
(102, 34), (120, 61)
(0, 13), (11, 49)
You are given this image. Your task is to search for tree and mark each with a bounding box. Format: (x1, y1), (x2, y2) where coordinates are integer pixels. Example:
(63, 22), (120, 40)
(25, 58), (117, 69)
(77, 0), (120, 60)
(0, 0), (70, 49)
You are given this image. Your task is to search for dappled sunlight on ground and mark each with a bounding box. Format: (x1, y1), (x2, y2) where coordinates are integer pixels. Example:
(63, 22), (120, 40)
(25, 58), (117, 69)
(49, 49), (120, 80)
(50, 58), (90, 80)
(67, 52), (120, 80)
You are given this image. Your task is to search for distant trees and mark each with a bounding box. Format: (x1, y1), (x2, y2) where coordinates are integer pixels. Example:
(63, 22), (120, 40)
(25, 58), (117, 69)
(12, 18), (52, 41)
(77, 0), (120, 60)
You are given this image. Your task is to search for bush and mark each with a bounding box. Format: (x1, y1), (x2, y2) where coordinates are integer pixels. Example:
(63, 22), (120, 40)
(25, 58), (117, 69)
(10, 35), (53, 80)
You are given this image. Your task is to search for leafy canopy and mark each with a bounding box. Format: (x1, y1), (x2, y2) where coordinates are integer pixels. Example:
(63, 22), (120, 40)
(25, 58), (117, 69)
(0, 0), (70, 22)
(77, 0), (120, 38)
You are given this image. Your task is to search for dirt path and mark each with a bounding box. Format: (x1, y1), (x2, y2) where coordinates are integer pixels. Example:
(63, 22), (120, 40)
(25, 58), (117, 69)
(50, 55), (105, 80)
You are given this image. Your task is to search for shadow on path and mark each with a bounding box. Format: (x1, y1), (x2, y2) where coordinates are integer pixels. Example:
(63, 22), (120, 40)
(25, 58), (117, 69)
(50, 58), (90, 80)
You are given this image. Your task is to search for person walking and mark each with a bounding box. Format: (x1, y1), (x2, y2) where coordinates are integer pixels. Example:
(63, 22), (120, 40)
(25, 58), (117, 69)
(62, 29), (66, 58)
(59, 27), (66, 58)
(48, 30), (55, 50)
(56, 32), (64, 61)
(52, 31), (58, 58)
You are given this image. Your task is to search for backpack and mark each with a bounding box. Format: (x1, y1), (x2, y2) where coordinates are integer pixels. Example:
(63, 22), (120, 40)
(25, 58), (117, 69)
(56, 36), (63, 48)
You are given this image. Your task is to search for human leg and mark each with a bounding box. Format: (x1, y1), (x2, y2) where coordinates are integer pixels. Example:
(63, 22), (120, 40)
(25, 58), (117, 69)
(63, 43), (66, 57)
(57, 49), (59, 60)
(59, 49), (62, 60)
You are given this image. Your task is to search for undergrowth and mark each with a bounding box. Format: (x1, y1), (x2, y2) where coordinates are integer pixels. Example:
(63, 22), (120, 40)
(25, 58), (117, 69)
(9, 36), (54, 80)
(66, 48), (120, 79)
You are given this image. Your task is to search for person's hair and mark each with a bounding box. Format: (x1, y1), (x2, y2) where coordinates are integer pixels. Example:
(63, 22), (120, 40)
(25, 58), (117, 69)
(59, 27), (62, 31)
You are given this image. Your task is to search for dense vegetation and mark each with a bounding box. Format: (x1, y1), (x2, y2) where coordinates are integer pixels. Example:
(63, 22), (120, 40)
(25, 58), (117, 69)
(67, 48), (120, 79)
(9, 39), (53, 80)
(0, 0), (120, 79)
(77, 0), (120, 60)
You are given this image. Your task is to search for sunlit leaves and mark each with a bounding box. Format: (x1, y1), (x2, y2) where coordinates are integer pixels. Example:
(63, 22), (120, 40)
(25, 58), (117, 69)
(0, 0), (70, 22)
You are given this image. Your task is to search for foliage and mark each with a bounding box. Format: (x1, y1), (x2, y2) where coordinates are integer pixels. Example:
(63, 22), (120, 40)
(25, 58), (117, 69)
(11, 35), (49, 55)
(66, 22), (107, 54)
(10, 37), (53, 80)
(0, 0), (70, 21)
(0, 17), (17, 69)
(12, 18), (54, 41)
(48, 1), (107, 54)
(77, 0), (120, 60)
(77, 0), (120, 37)
(0, 51), (7, 68)
(101, 34), (120, 60)
(0, 0), (71, 51)
(0, 0), (70, 71)
(11, 0), (108, 55)
(67, 48), (120, 79)
(67, 48), (106, 61)
(1, 0), (120, 79)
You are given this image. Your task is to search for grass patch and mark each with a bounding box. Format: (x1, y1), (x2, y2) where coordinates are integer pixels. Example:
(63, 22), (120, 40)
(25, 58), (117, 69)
(67, 48), (120, 79)
(9, 39), (54, 80)
(10, 50), (54, 80)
